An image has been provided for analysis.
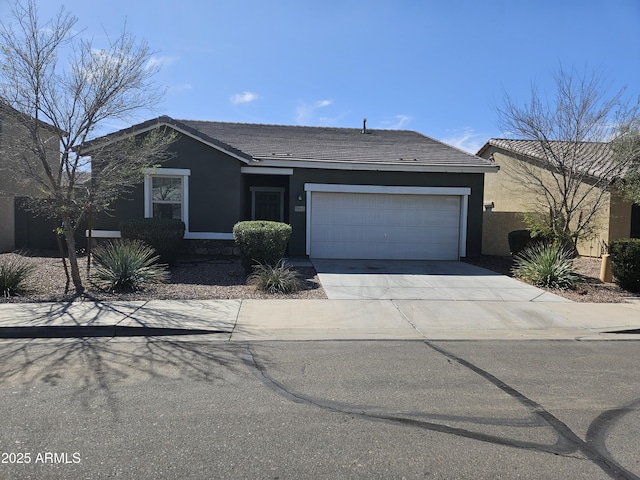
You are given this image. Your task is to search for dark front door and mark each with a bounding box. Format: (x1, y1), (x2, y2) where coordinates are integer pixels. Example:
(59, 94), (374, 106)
(253, 190), (284, 222)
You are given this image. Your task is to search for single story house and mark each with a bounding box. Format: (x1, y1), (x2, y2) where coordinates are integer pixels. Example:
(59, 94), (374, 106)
(478, 138), (640, 257)
(87, 116), (498, 260)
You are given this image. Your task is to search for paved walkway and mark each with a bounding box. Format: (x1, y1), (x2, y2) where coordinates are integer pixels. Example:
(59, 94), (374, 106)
(311, 259), (568, 301)
(0, 299), (639, 341)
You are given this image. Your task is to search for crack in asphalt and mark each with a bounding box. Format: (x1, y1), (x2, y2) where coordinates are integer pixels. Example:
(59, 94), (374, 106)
(424, 341), (639, 480)
(244, 343), (639, 480)
(227, 299), (243, 341)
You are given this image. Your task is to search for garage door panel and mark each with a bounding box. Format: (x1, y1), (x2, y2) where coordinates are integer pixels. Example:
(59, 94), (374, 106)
(309, 191), (462, 260)
(311, 241), (460, 260)
(312, 225), (459, 243)
(313, 208), (460, 228)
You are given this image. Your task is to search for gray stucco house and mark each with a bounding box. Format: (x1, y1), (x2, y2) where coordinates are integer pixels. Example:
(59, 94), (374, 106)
(87, 116), (498, 260)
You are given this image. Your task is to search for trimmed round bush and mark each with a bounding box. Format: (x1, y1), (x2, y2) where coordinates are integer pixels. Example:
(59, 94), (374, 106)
(120, 218), (185, 265)
(609, 238), (640, 293)
(233, 221), (292, 274)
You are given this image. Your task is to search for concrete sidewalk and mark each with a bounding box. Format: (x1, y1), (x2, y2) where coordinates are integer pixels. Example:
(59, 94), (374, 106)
(0, 299), (639, 340)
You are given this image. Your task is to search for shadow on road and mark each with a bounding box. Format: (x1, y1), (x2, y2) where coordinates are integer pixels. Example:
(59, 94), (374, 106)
(0, 299), (246, 418)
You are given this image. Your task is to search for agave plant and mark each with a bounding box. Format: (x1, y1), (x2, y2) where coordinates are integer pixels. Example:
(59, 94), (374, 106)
(90, 239), (169, 293)
(0, 255), (35, 297)
(513, 242), (578, 289)
(247, 259), (302, 294)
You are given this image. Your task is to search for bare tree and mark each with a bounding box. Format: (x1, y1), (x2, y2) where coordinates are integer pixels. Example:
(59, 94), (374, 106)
(497, 66), (640, 246)
(0, 0), (176, 295)
(612, 125), (640, 204)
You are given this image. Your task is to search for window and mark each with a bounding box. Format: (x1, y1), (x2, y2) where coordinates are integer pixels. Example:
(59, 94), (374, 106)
(152, 176), (182, 219)
(144, 168), (190, 225)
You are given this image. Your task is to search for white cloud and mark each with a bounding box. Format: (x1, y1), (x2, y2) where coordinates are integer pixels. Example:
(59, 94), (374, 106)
(442, 128), (486, 154)
(84, 50), (177, 83)
(318, 111), (351, 125)
(146, 55), (178, 71)
(230, 91), (260, 105)
(379, 115), (412, 130)
(295, 99), (333, 123)
(168, 83), (193, 92)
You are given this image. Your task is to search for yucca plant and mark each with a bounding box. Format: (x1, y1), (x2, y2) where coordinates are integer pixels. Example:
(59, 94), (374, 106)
(0, 256), (35, 297)
(513, 242), (578, 289)
(90, 240), (169, 293)
(247, 260), (302, 294)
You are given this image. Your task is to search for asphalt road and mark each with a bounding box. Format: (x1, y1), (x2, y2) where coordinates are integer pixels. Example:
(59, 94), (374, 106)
(0, 336), (638, 479)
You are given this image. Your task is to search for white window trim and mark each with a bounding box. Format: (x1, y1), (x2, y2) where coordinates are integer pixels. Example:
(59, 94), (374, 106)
(304, 183), (471, 257)
(250, 186), (285, 222)
(144, 168), (191, 232)
(241, 167), (293, 175)
(304, 183), (470, 196)
(89, 168), (236, 241)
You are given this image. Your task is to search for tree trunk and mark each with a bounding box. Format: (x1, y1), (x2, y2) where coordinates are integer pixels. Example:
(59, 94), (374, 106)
(53, 219), (71, 293)
(61, 217), (85, 295)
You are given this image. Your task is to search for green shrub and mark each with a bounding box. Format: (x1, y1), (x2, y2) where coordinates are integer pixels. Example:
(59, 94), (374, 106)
(609, 238), (640, 293)
(120, 218), (185, 265)
(247, 260), (302, 294)
(513, 242), (578, 289)
(507, 229), (575, 257)
(508, 230), (536, 255)
(90, 239), (169, 293)
(233, 221), (292, 274)
(0, 256), (35, 297)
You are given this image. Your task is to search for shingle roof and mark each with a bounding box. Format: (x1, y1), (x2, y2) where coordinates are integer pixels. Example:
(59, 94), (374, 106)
(0, 101), (62, 134)
(178, 119), (495, 170)
(84, 116), (497, 173)
(479, 138), (619, 180)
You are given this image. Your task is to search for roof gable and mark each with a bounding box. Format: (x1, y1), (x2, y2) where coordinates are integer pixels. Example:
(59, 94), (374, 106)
(85, 116), (498, 173)
(179, 119), (491, 165)
(0, 101), (62, 134)
(478, 138), (618, 180)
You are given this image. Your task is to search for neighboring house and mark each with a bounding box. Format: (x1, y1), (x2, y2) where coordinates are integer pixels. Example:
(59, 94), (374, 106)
(0, 104), (66, 252)
(86, 116), (498, 260)
(478, 138), (640, 257)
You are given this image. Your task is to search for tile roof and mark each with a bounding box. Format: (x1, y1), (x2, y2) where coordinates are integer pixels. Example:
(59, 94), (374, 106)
(84, 116), (497, 173)
(178, 119), (494, 170)
(479, 138), (619, 180)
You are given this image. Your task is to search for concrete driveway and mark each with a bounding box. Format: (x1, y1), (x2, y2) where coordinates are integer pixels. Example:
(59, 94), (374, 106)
(311, 259), (569, 302)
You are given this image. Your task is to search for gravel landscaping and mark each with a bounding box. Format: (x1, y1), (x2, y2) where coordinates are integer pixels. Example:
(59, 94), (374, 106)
(0, 251), (326, 303)
(464, 255), (640, 303)
(1, 250), (638, 303)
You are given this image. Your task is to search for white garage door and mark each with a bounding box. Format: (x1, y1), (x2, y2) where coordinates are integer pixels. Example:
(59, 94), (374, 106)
(309, 191), (462, 260)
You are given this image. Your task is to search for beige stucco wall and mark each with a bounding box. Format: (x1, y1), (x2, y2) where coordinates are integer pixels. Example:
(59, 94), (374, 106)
(482, 211), (526, 255)
(481, 148), (630, 257)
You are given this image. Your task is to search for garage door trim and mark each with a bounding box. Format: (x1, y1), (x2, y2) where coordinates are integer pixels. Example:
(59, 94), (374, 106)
(304, 184), (471, 258)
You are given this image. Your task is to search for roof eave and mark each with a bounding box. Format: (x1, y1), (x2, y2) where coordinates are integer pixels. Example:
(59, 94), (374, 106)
(251, 158), (499, 173)
(81, 116), (253, 164)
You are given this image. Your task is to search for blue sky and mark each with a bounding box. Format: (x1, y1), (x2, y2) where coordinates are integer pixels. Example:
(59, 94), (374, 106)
(2, 0), (639, 153)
